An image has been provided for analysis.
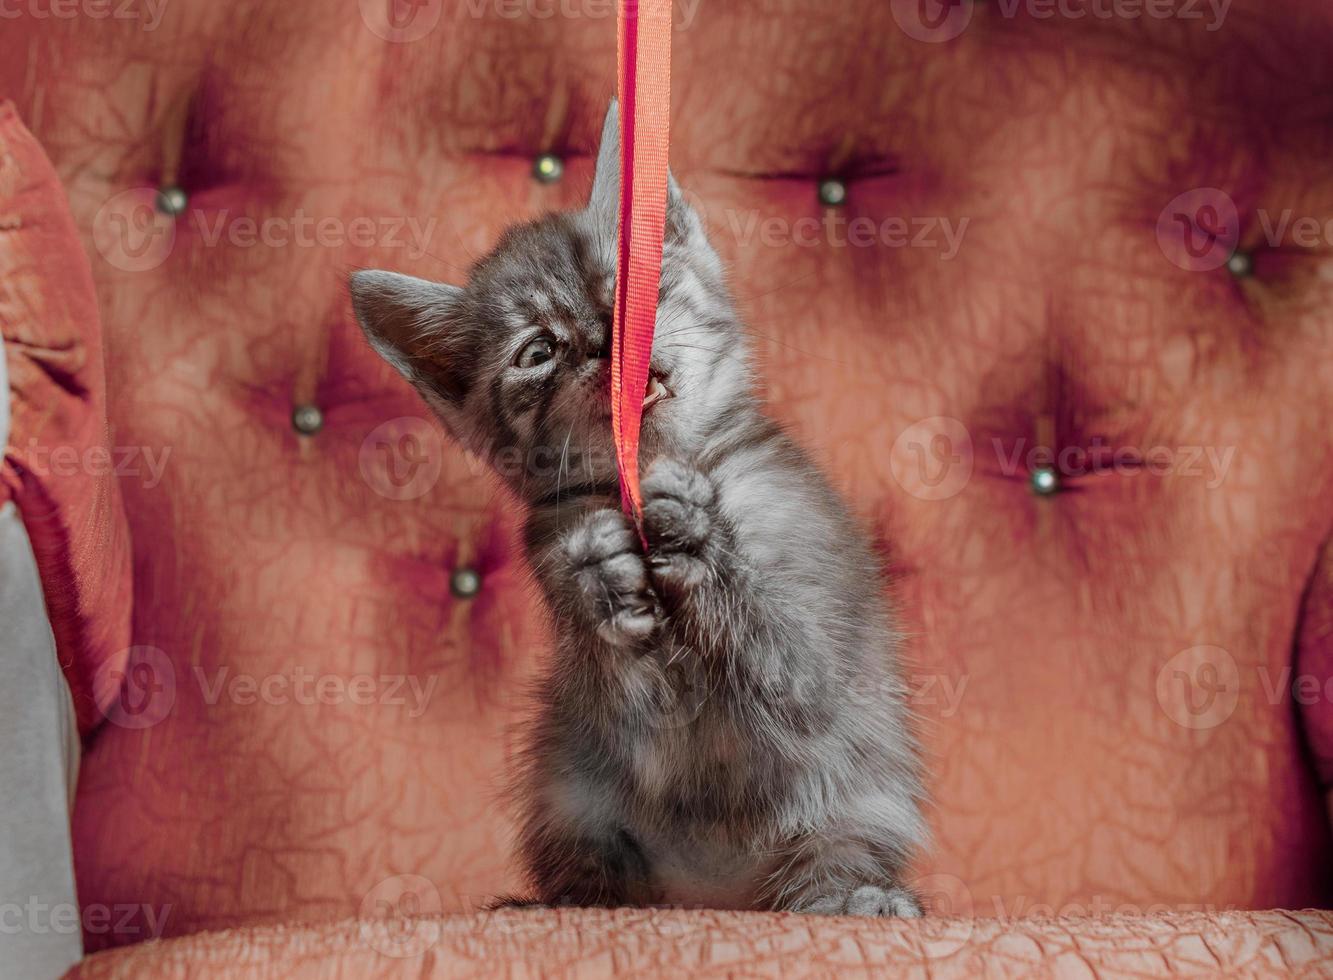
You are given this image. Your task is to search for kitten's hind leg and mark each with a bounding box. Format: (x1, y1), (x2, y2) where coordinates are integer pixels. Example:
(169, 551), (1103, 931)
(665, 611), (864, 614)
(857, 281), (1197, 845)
(519, 814), (655, 909)
(798, 885), (923, 917)
(484, 895), (549, 911)
(761, 830), (922, 918)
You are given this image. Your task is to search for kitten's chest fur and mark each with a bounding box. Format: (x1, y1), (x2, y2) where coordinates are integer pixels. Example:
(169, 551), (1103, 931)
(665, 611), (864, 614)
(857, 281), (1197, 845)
(564, 640), (830, 906)
(637, 830), (769, 911)
(617, 660), (780, 822)
(588, 681), (791, 909)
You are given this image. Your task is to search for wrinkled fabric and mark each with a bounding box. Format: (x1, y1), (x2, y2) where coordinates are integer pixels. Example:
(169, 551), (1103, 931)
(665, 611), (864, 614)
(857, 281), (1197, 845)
(0, 0), (1328, 960)
(65, 909), (1333, 979)
(0, 103), (132, 735)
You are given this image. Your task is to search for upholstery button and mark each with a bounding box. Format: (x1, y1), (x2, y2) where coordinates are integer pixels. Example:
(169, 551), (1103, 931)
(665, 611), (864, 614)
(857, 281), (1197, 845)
(533, 154), (564, 184)
(155, 185), (188, 217)
(450, 566), (482, 598)
(1031, 467), (1059, 496)
(291, 404), (324, 435)
(1226, 250), (1253, 279)
(818, 178), (847, 207)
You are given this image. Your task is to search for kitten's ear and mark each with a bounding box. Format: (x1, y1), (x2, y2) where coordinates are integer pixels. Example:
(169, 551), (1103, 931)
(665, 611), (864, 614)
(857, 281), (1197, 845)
(588, 99), (621, 221)
(349, 270), (470, 406)
(665, 170), (715, 255)
(590, 100), (711, 254)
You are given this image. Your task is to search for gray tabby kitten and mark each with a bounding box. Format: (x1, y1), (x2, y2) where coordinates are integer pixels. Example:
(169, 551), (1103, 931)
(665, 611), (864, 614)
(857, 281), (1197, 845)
(349, 105), (925, 916)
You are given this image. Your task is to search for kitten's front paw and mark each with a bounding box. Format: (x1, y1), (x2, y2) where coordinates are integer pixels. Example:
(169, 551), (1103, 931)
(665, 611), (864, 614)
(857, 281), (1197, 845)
(795, 885), (923, 918)
(641, 459), (715, 597)
(564, 509), (659, 646)
(641, 458), (714, 551)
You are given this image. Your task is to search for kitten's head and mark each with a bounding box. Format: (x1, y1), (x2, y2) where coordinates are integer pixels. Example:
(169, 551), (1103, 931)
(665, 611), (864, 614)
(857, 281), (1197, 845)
(350, 104), (751, 504)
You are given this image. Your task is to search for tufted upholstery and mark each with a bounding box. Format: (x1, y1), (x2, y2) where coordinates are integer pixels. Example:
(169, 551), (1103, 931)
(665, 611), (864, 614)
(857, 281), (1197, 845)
(1, 0), (1332, 969)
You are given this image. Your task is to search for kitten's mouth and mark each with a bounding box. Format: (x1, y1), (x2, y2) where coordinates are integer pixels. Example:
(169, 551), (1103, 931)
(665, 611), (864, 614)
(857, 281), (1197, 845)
(642, 372), (674, 412)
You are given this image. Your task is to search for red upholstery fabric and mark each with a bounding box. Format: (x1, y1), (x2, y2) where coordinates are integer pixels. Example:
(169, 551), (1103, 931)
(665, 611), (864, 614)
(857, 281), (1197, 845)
(0, 101), (132, 736)
(62, 908), (1333, 979)
(0, 0), (1331, 966)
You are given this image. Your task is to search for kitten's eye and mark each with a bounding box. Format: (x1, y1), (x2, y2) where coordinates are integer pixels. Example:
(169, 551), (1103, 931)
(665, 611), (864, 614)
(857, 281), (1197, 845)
(516, 337), (556, 369)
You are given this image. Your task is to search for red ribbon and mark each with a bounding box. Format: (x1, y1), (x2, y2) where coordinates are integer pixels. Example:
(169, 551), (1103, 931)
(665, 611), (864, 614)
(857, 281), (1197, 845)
(611, 0), (672, 527)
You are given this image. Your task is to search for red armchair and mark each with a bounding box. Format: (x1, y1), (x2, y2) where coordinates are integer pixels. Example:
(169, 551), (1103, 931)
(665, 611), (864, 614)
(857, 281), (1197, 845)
(0, 0), (1330, 974)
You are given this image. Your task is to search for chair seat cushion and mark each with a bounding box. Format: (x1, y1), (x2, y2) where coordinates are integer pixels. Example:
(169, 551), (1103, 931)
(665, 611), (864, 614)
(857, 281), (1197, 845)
(65, 908), (1333, 979)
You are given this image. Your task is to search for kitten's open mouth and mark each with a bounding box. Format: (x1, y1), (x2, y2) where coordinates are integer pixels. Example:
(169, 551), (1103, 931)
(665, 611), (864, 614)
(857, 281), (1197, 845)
(642, 372), (674, 412)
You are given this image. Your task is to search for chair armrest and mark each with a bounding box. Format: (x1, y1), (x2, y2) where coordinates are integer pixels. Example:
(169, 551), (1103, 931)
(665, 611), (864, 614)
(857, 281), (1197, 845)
(0, 101), (132, 737)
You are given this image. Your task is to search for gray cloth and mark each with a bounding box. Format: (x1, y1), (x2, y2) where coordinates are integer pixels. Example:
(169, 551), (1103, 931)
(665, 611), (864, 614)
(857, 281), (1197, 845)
(0, 339), (82, 977)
